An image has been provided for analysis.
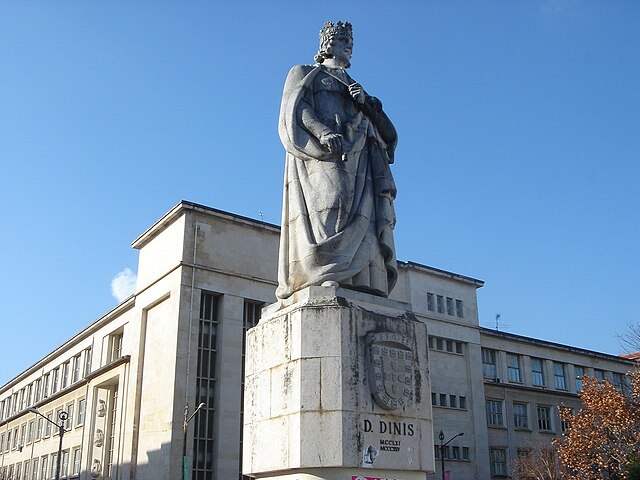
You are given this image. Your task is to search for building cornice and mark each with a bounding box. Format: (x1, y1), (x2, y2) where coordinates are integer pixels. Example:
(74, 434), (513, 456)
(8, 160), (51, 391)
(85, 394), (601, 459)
(1, 299), (135, 393)
(399, 261), (484, 288)
(480, 327), (635, 364)
(131, 200), (280, 250)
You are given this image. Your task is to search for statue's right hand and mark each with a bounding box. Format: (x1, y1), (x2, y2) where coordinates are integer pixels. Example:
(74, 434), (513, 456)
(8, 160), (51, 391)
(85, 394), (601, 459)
(320, 132), (343, 156)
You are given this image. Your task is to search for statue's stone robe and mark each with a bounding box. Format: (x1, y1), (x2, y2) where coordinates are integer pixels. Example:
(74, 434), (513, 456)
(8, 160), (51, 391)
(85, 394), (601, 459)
(276, 64), (398, 299)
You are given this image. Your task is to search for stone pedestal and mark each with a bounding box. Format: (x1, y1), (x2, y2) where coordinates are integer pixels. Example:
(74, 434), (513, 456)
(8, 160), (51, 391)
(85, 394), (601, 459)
(243, 286), (434, 479)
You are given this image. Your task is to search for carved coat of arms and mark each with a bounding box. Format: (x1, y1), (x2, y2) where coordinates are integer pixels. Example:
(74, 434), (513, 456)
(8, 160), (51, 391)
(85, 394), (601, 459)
(366, 332), (414, 410)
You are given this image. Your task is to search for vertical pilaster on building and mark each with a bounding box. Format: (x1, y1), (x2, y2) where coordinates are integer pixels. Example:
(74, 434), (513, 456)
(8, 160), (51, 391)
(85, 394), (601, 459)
(243, 285), (435, 479)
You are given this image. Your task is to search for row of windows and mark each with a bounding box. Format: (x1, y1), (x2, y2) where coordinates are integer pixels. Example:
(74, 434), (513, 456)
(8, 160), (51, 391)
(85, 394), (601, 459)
(431, 392), (467, 410)
(0, 348), (92, 422)
(428, 336), (464, 354)
(426, 293), (464, 318)
(434, 445), (470, 461)
(481, 348), (630, 393)
(485, 399), (570, 433)
(490, 447), (561, 478)
(0, 398), (86, 453)
(0, 446), (82, 480)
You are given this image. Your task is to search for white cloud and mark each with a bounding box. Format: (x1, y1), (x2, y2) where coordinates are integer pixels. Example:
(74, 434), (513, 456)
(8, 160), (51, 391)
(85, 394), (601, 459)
(111, 268), (137, 302)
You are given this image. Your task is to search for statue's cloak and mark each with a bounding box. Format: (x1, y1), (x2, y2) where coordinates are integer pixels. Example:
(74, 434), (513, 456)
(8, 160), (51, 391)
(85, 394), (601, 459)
(276, 64), (397, 299)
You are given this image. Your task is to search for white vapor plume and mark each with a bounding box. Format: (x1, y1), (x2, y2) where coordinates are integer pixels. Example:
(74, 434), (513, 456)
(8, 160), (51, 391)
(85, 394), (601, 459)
(111, 268), (137, 302)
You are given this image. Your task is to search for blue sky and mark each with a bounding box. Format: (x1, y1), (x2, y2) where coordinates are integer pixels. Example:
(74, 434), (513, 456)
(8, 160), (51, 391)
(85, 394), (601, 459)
(1, 1), (638, 385)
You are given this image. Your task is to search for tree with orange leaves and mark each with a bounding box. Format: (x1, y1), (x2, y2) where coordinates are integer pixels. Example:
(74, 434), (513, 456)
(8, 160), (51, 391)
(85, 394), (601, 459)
(555, 370), (640, 480)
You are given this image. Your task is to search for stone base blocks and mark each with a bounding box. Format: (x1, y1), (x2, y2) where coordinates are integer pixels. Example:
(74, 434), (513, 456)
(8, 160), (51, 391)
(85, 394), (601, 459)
(243, 286), (434, 479)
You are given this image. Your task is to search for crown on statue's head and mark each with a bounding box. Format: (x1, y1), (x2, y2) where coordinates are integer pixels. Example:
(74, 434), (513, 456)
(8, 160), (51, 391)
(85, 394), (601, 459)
(319, 21), (353, 43)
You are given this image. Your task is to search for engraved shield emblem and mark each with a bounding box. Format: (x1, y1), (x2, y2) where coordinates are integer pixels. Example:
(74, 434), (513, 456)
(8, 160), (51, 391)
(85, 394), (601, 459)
(366, 332), (414, 410)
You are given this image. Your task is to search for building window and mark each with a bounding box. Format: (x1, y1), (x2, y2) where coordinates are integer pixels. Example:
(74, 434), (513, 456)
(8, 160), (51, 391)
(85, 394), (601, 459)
(193, 291), (219, 480)
(554, 362), (567, 390)
(490, 448), (508, 476)
(439, 394), (447, 407)
(61, 449), (70, 478)
(436, 337), (443, 350)
(594, 369), (605, 382)
(507, 354), (522, 383)
(611, 372), (625, 393)
(51, 452), (58, 480)
(431, 392), (437, 405)
(51, 368), (60, 394)
(462, 447), (470, 460)
(446, 297), (454, 316)
(459, 396), (466, 409)
(77, 398), (86, 426)
(54, 408), (63, 436)
(575, 366), (584, 392)
(44, 412), (53, 438)
(455, 299), (464, 318)
(72, 354), (81, 383)
(72, 447), (81, 476)
(83, 347), (93, 378)
(513, 402), (529, 429)
(537, 405), (552, 431)
(531, 358), (545, 387)
(27, 420), (35, 444)
(41, 455), (49, 480)
(66, 403), (74, 430)
(26, 384), (33, 407)
(486, 400), (504, 427)
(452, 446), (460, 460)
(436, 295), (444, 314)
(455, 342), (463, 354)
(108, 330), (124, 363)
(61, 361), (71, 389)
(43, 373), (50, 399)
(427, 293), (435, 312)
(36, 417), (43, 441)
(34, 379), (42, 403)
(106, 387), (119, 479)
(31, 458), (38, 480)
(561, 408), (573, 432)
(449, 395), (457, 408)
(482, 348), (497, 379)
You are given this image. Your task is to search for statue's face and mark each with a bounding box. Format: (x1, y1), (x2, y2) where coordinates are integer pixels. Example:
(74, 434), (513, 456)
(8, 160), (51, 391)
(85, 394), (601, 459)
(329, 36), (353, 65)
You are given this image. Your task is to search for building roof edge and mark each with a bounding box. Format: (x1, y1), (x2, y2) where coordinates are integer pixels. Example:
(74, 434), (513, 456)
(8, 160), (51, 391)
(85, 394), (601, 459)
(479, 326), (636, 364)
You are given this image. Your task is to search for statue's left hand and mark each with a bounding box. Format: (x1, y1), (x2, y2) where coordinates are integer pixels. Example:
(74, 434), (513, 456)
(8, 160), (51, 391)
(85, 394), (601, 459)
(348, 83), (366, 104)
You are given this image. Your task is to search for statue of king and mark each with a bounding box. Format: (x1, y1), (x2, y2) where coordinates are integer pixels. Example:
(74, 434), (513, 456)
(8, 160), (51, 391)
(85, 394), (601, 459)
(276, 21), (398, 300)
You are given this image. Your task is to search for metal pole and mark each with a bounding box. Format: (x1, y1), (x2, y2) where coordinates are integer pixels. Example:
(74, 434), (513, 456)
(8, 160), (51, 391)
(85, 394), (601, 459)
(439, 430), (445, 480)
(182, 403), (205, 480)
(182, 405), (189, 480)
(439, 430), (464, 480)
(55, 424), (64, 480)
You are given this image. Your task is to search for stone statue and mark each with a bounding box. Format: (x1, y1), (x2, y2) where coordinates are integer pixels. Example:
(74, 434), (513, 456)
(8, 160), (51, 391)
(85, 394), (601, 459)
(276, 21), (398, 300)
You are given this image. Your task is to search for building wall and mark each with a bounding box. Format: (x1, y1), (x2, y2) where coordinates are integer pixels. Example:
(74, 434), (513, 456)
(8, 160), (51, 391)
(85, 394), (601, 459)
(0, 201), (636, 480)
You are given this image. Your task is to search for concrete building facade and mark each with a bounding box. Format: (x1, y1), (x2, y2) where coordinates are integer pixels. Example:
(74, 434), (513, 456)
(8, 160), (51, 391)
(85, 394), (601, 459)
(0, 201), (635, 480)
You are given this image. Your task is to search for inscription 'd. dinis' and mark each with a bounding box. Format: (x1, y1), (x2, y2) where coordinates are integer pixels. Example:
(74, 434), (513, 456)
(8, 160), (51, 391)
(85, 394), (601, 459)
(363, 419), (415, 436)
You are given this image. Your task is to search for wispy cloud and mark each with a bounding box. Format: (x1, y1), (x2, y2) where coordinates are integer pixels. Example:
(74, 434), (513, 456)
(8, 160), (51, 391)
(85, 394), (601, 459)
(111, 268), (137, 302)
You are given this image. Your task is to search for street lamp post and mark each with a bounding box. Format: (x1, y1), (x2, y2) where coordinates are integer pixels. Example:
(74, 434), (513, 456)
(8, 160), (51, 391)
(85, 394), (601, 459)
(182, 402), (206, 480)
(439, 430), (464, 480)
(28, 408), (68, 480)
